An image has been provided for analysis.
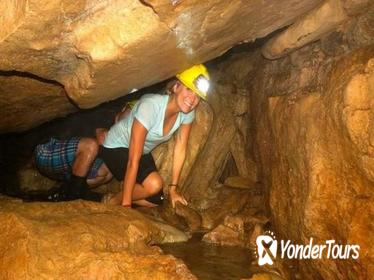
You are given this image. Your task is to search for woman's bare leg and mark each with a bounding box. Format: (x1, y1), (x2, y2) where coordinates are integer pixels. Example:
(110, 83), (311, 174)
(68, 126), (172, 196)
(106, 172), (163, 206)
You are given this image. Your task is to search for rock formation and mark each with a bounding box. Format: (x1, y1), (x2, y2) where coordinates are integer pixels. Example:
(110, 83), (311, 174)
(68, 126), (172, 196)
(174, 5), (372, 278)
(209, 8), (373, 279)
(1, 0), (325, 133)
(0, 196), (193, 279)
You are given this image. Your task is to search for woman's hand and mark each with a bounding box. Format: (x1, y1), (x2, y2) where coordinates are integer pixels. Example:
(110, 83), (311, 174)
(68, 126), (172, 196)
(169, 188), (187, 208)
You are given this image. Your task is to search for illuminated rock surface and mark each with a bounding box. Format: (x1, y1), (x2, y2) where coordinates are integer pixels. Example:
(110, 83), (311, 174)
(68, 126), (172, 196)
(0, 196), (193, 279)
(251, 17), (373, 280)
(1, 0), (325, 133)
(197, 8), (373, 278)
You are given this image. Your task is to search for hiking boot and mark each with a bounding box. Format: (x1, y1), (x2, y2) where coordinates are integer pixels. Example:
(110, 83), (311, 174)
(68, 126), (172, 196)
(46, 182), (70, 202)
(68, 175), (103, 202)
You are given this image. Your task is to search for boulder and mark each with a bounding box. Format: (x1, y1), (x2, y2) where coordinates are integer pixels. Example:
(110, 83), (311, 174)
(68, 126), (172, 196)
(0, 0), (324, 133)
(0, 196), (193, 279)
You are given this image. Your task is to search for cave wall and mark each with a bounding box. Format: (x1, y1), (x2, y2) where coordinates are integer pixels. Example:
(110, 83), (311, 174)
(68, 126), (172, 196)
(209, 9), (373, 279)
(171, 5), (374, 278)
(250, 13), (374, 279)
(261, 46), (372, 279)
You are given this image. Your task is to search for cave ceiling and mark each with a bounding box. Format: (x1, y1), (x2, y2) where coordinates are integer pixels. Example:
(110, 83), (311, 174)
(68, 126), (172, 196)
(1, 0), (327, 133)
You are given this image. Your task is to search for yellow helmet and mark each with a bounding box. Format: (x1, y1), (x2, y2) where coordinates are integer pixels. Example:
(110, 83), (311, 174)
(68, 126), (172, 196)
(176, 64), (210, 100)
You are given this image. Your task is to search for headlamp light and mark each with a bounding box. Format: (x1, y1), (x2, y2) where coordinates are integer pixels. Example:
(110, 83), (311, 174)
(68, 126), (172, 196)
(194, 75), (210, 94)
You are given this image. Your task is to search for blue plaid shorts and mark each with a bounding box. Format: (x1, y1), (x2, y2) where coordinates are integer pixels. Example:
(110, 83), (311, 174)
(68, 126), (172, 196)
(34, 137), (103, 181)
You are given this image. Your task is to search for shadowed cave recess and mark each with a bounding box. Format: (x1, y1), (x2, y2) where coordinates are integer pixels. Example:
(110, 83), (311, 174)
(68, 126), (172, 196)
(0, 1), (373, 279)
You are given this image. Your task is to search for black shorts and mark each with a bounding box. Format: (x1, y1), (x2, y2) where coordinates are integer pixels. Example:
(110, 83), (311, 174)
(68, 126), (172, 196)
(99, 146), (157, 184)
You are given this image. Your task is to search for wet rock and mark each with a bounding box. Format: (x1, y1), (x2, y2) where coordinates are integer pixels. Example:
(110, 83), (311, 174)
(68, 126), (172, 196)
(201, 188), (251, 230)
(175, 203), (202, 232)
(202, 215), (245, 247)
(0, 196), (194, 279)
(157, 201), (202, 233)
(147, 218), (189, 243)
(202, 224), (243, 247)
(157, 204), (190, 232)
(203, 214), (269, 248)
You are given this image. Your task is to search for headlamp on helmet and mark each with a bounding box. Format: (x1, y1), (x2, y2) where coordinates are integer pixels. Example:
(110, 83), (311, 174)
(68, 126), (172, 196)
(176, 64), (210, 100)
(194, 75), (210, 95)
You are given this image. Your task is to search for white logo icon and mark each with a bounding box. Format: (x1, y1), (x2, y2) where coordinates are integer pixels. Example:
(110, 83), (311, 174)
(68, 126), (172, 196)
(256, 231), (278, 266)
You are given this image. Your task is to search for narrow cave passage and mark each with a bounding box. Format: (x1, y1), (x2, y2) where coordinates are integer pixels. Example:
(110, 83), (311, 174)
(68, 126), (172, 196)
(0, 1), (373, 280)
(0, 73), (268, 279)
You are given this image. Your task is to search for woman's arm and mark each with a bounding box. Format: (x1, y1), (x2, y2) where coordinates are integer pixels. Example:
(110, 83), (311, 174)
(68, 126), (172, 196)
(122, 119), (147, 207)
(169, 123), (192, 208)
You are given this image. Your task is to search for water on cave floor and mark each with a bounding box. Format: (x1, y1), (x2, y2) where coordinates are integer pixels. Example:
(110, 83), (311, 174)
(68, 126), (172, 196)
(160, 234), (254, 280)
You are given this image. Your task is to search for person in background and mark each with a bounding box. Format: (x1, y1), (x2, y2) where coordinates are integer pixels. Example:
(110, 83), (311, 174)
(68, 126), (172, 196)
(33, 101), (137, 202)
(34, 136), (112, 202)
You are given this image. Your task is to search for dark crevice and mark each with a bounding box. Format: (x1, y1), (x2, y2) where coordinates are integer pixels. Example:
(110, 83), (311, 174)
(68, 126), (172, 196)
(0, 70), (63, 86)
(218, 152), (239, 184)
(138, 0), (157, 13)
(207, 24), (290, 68)
(0, 70), (81, 111)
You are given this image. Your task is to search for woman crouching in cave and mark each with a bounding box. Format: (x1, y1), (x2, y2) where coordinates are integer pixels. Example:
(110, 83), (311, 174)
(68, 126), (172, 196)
(34, 64), (210, 208)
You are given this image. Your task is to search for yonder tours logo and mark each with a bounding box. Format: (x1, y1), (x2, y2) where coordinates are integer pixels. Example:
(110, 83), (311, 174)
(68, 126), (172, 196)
(256, 231), (360, 266)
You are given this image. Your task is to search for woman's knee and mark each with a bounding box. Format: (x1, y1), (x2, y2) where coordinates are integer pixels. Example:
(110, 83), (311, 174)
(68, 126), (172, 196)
(143, 172), (163, 195)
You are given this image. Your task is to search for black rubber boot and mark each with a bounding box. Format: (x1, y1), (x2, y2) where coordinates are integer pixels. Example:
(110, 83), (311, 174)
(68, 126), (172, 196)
(68, 175), (103, 202)
(45, 175), (102, 202)
(46, 175), (86, 202)
(67, 175), (86, 199)
(46, 182), (70, 202)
